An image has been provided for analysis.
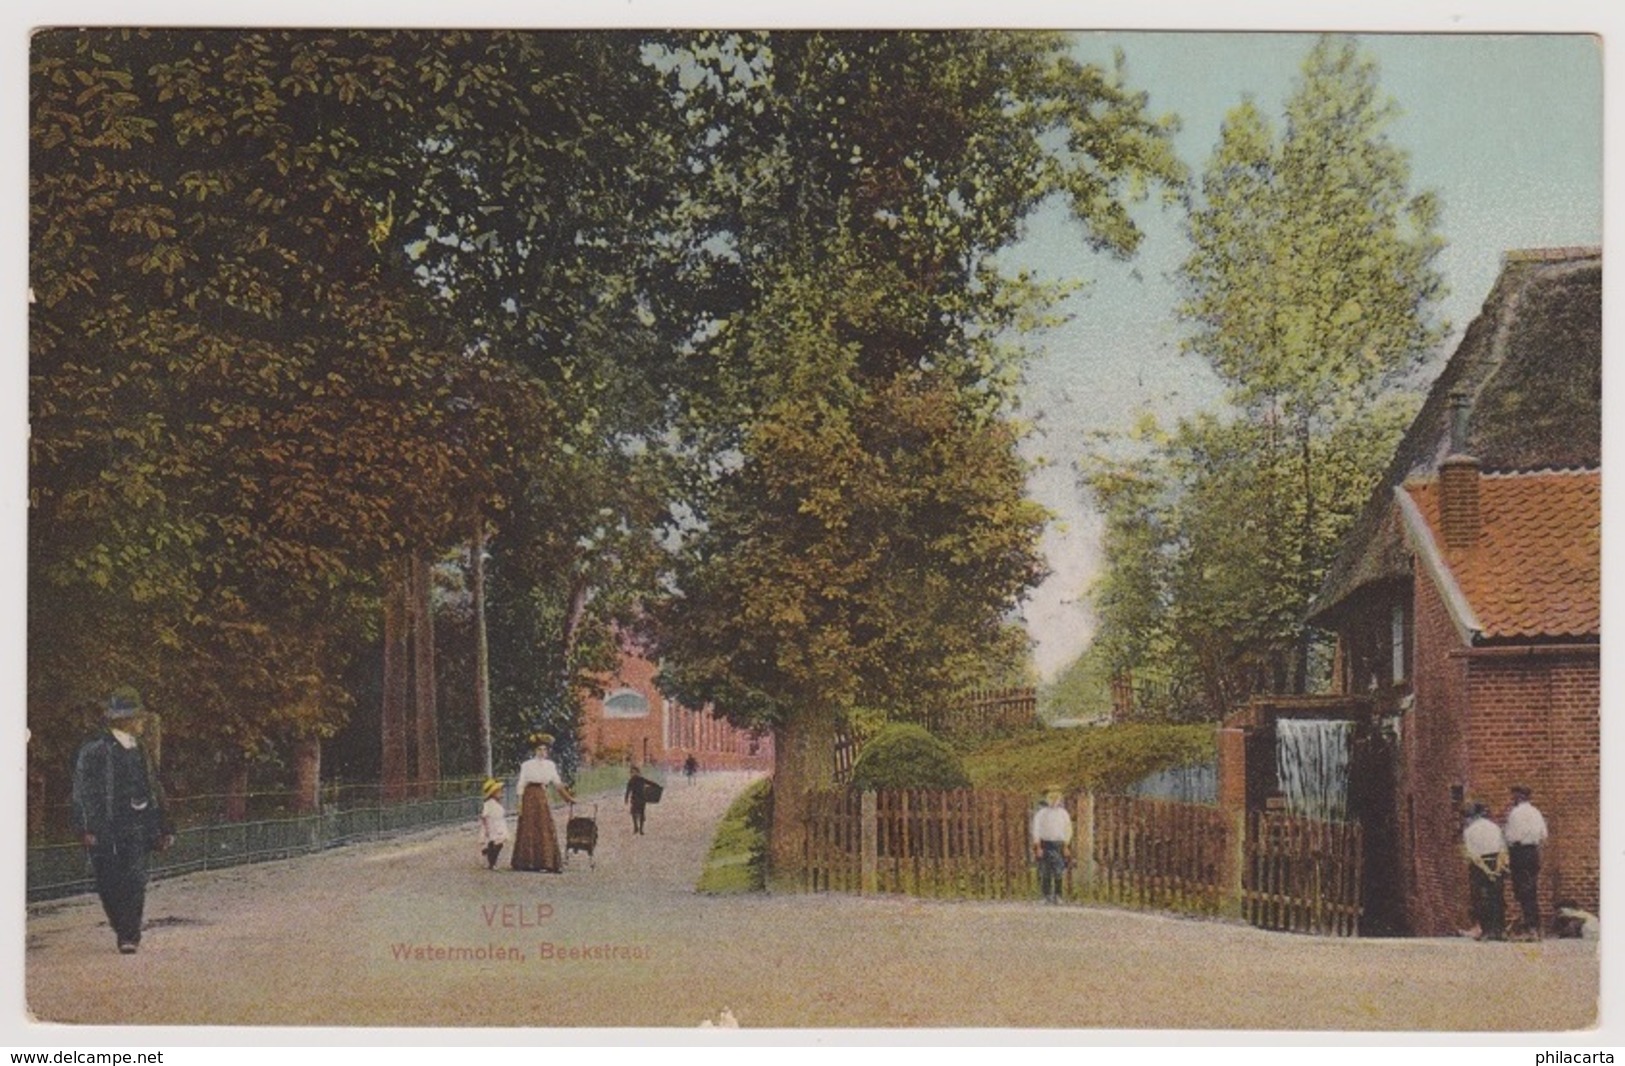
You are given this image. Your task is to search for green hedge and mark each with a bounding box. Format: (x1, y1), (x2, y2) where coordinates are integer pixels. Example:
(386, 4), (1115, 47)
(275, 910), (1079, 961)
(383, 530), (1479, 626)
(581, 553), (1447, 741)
(960, 722), (1215, 797)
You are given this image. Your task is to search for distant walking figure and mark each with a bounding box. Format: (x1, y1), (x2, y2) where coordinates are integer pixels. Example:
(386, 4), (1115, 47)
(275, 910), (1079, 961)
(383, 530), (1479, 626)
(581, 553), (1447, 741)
(1030, 787), (1073, 905)
(1503, 784), (1549, 938)
(511, 733), (575, 873)
(684, 753), (699, 783)
(626, 765), (653, 835)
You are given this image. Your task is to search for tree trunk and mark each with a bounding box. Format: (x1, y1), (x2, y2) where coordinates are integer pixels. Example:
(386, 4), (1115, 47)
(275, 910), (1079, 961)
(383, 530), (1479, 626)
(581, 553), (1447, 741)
(380, 560), (411, 804)
(767, 708), (838, 892)
(472, 520), (492, 780)
(411, 549), (441, 797)
(556, 571), (591, 721)
(223, 755), (249, 823)
(292, 736), (321, 815)
(27, 766), (47, 838)
(1294, 416), (1314, 694)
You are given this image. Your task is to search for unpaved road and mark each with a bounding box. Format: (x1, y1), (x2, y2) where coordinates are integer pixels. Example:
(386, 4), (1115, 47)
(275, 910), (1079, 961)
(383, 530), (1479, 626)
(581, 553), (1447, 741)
(25, 771), (1599, 1031)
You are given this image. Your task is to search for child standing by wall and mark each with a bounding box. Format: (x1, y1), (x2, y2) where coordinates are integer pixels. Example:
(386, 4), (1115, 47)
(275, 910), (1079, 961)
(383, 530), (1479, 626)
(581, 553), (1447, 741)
(479, 778), (508, 870)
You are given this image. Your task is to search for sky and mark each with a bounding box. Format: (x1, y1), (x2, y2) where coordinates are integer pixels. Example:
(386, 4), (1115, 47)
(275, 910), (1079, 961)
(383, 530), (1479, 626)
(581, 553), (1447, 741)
(1004, 32), (1605, 681)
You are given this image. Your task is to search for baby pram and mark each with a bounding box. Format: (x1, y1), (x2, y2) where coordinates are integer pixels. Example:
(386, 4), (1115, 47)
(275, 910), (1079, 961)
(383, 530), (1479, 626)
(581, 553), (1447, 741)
(565, 802), (598, 868)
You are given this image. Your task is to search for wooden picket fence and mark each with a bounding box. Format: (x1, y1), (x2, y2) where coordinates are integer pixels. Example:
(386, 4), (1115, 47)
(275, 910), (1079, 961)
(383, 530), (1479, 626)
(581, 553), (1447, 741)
(1242, 810), (1364, 936)
(913, 687), (1038, 736)
(875, 789), (1034, 898)
(799, 788), (1364, 936)
(801, 789), (865, 892)
(1091, 794), (1232, 915)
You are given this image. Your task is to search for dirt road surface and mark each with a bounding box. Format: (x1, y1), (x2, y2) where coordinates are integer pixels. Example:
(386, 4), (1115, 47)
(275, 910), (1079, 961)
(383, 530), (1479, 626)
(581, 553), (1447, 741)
(25, 771), (1599, 1031)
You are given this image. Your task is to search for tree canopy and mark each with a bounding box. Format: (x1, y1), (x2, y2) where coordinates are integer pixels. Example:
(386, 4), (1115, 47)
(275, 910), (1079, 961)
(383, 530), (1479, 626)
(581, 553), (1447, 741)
(1079, 35), (1446, 717)
(30, 31), (1185, 861)
(636, 31), (1184, 876)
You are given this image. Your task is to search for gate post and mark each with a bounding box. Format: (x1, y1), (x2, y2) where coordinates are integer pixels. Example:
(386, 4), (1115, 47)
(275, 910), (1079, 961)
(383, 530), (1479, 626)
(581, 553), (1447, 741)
(1222, 807), (1247, 918)
(1075, 791), (1096, 895)
(860, 790), (878, 895)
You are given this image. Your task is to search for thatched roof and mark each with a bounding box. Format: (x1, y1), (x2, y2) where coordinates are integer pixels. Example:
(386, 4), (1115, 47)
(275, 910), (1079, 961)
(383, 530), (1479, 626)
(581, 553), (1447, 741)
(1308, 247), (1601, 627)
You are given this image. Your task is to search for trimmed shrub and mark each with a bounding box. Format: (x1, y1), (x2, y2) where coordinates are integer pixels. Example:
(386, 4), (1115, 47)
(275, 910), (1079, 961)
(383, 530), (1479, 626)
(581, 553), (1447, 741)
(848, 723), (971, 791)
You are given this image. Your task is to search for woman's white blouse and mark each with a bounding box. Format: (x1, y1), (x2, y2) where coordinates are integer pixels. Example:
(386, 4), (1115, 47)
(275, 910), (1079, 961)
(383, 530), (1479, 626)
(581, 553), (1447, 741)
(516, 756), (562, 791)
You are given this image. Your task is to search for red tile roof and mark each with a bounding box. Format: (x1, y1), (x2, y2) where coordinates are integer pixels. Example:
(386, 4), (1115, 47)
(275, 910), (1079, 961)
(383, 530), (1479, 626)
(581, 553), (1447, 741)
(1406, 469), (1599, 642)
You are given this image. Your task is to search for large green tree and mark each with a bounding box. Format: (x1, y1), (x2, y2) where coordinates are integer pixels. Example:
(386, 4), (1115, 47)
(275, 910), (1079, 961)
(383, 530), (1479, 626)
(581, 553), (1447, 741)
(1080, 35), (1445, 716)
(30, 31), (640, 815)
(33, 32), (453, 799)
(647, 31), (1184, 877)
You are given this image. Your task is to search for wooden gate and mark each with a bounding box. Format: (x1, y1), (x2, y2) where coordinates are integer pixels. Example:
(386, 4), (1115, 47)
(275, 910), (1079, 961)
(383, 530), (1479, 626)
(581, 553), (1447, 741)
(1243, 811), (1363, 936)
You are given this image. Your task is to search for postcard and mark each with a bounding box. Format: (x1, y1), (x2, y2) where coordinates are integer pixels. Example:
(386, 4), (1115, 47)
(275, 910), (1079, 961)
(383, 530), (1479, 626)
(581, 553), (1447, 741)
(13, 4), (1613, 1050)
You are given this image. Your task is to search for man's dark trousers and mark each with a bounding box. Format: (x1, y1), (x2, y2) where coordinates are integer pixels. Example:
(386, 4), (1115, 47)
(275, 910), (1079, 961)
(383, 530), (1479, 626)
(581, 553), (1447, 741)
(1509, 843), (1541, 934)
(1469, 857), (1506, 939)
(90, 823), (154, 946)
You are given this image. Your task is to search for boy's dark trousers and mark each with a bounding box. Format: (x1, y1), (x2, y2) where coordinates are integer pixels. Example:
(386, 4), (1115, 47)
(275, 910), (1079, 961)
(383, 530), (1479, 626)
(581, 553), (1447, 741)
(1037, 841), (1066, 901)
(484, 842), (504, 869)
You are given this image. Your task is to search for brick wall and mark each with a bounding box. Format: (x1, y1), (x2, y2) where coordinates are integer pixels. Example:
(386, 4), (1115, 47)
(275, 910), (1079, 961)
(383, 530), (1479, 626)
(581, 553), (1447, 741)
(582, 651), (666, 767)
(1399, 572), (1473, 936)
(579, 648), (774, 772)
(1397, 569), (1601, 934)
(1465, 653), (1600, 921)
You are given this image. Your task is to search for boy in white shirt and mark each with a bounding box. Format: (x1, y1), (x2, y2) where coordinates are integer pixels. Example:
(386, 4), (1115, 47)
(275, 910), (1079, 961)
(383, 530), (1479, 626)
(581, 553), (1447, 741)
(479, 779), (508, 870)
(1030, 787), (1073, 905)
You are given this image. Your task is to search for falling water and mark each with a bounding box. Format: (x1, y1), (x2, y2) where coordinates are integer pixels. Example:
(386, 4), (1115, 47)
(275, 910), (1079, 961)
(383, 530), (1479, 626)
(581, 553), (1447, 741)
(1275, 718), (1354, 822)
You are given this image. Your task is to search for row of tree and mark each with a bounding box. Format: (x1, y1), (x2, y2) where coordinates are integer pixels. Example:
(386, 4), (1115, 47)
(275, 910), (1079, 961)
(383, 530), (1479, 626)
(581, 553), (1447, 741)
(1074, 38), (1448, 720)
(29, 30), (1185, 866)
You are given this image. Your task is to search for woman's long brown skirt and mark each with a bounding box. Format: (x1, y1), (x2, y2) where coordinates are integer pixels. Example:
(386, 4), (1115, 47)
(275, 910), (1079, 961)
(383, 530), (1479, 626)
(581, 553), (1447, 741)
(510, 784), (563, 872)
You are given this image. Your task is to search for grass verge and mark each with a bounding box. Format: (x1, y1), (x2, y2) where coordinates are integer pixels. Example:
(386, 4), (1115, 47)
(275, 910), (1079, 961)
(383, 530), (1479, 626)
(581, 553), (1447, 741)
(695, 778), (771, 894)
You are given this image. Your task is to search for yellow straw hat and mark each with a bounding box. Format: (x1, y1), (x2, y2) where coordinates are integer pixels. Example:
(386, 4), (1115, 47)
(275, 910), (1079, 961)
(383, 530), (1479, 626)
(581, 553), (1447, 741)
(482, 778), (503, 800)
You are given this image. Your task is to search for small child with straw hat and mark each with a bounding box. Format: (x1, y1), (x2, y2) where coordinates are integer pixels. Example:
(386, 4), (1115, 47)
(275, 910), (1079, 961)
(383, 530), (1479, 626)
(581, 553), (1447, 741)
(478, 778), (509, 870)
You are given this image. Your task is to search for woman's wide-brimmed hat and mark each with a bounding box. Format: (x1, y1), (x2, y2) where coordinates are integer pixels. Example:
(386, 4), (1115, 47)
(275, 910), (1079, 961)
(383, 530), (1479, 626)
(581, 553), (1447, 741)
(482, 778), (503, 800)
(527, 731), (555, 749)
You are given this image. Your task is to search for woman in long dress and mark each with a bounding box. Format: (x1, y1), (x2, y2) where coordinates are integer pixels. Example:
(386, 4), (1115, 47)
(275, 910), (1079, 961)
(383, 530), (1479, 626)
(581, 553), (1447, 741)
(510, 733), (576, 872)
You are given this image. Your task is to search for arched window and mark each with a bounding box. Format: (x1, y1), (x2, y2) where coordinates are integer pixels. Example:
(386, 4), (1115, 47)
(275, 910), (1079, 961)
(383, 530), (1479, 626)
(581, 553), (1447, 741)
(603, 689), (650, 719)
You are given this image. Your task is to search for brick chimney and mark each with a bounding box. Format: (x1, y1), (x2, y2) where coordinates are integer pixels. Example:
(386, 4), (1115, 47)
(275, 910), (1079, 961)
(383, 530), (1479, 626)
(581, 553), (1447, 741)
(1439, 389), (1480, 548)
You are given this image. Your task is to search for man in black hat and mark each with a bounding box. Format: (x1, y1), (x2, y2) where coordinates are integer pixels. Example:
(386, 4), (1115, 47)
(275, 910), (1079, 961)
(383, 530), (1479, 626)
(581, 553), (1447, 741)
(71, 688), (173, 954)
(1504, 784), (1550, 938)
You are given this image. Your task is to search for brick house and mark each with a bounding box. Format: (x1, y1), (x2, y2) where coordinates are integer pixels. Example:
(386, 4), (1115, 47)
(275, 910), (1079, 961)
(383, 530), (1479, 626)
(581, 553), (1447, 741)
(1306, 247), (1601, 935)
(578, 641), (774, 773)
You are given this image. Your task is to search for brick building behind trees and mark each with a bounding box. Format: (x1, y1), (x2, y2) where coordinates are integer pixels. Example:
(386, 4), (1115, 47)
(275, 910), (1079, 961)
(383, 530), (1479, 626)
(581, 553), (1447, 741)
(578, 642), (774, 772)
